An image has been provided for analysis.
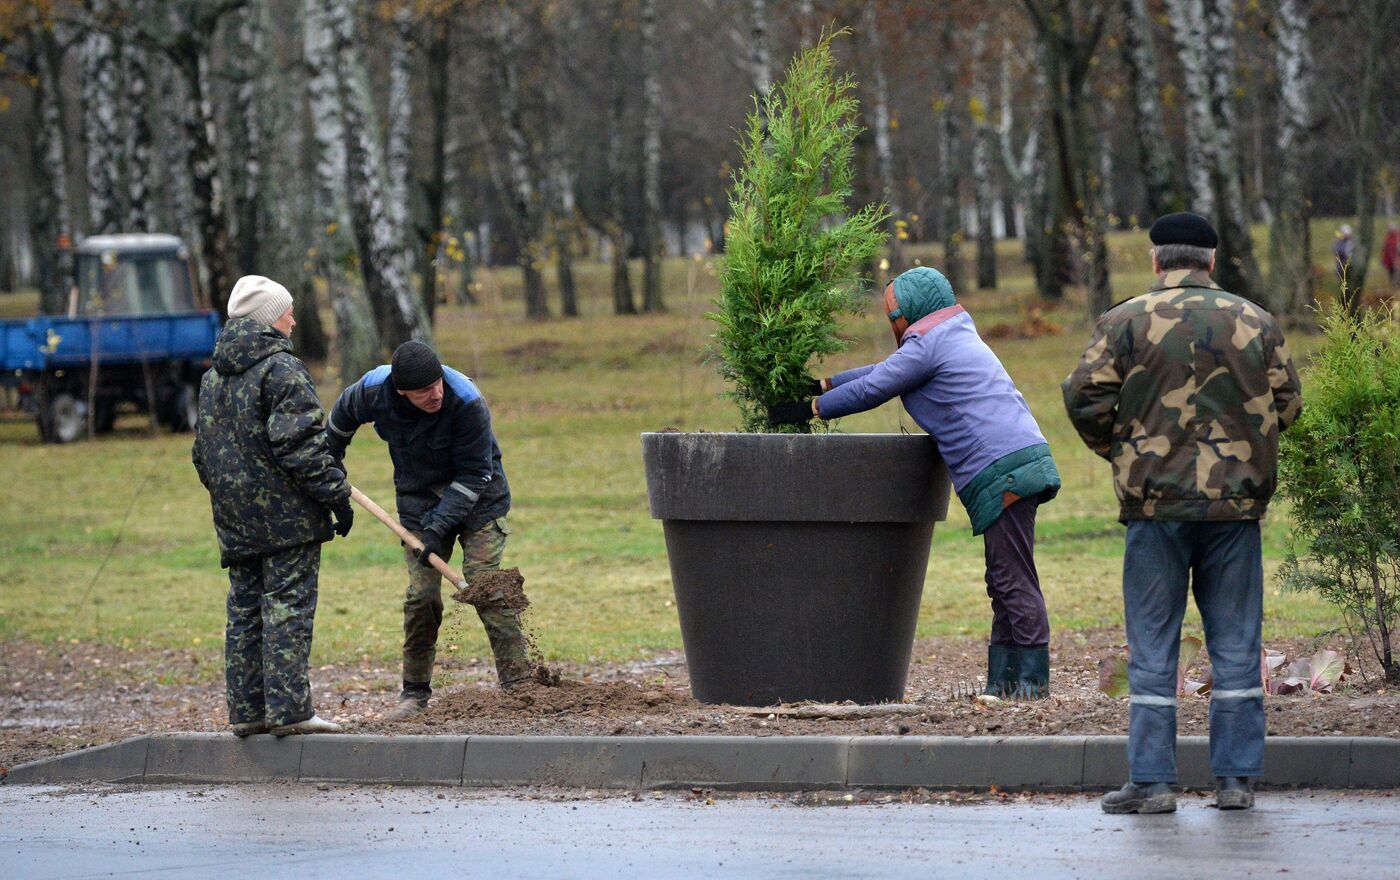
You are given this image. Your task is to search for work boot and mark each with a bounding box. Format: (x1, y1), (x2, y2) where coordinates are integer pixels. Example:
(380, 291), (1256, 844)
(1100, 782), (1177, 815)
(230, 720), (268, 737)
(270, 715), (344, 736)
(496, 658), (536, 691)
(1216, 777), (1255, 811)
(385, 682), (431, 721)
(1013, 645), (1050, 700)
(983, 644), (1018, 697)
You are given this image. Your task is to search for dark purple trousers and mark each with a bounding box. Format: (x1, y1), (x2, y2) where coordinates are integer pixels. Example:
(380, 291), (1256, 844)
(982, 496), (1050, 647)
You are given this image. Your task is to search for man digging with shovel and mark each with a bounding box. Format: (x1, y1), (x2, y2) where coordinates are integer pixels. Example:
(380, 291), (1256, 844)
(328, 342), (534, 720)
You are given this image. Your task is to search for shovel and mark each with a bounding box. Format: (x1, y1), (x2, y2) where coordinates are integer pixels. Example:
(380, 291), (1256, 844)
(349, 484), (466, 592)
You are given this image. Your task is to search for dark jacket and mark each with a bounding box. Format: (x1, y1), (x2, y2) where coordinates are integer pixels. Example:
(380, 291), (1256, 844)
(192, 318), (350, 567)
(1062, 269), (1303, 522)
(327, 365), (509, 536)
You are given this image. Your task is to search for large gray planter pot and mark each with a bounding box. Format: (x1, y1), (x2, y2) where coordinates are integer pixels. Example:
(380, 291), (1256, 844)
(642, 432), (951, 706)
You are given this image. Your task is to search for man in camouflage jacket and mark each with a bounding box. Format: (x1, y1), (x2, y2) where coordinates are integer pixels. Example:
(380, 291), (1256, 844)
(192, 275), (355, 737)
(1062, 213), (1301, 815)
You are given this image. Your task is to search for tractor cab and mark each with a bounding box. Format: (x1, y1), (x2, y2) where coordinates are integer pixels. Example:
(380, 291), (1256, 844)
(73, 234), (202, 316)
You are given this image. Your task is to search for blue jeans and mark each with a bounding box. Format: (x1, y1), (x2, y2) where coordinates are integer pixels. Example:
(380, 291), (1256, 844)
(1123, 520), (1265, 783)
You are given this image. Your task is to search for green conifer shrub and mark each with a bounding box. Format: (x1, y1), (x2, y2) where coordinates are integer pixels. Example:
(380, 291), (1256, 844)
(1279, 306), (1400, 682)
(710, 31), (888, 433)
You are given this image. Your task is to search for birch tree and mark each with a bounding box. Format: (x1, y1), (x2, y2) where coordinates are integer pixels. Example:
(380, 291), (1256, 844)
(1117, 0), (1178, 217)
(997, 41), (1044, 268)
(120, 20), (154, 232)
(227, 3), (264, 275)
(1267, 0), (1314, 316)
(969, 34), (997, 290)
(749, 0), (772, 100)
(81, 0), (122, 236)
(862, 3), (903, 277)
(29, 26), (76, 313)
(304, 0), (381, 377)
(387, 5), (414, 266)
(639, 0), (665, 311)
(326, 0), (431, 344)
(1166, 0), (1263, 306)
(934, 17), (965, 294)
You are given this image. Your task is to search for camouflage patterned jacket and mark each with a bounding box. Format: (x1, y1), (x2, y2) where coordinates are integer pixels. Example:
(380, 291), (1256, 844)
(192, 318), (351, 566)
(1061, 269), (1302, 522)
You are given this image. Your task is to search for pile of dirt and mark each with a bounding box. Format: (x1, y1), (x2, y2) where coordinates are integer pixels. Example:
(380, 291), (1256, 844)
(501, 339), (566, 372)
(982, 307), (1062, 340)
(452, 567), (529, 612)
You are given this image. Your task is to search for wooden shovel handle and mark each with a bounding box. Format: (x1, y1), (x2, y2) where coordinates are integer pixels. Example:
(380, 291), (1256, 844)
(349, 484), (466, 590)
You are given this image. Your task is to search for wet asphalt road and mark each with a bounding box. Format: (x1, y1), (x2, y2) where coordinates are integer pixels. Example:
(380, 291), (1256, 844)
(4, 784), (1398, 879)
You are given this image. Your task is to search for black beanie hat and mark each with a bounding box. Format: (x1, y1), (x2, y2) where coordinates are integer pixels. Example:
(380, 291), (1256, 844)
(1148, 212), (1219, 249)
(391, 341), (443, 391)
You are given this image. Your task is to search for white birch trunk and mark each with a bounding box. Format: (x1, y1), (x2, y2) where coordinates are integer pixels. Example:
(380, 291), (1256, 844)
(387, 7), (414, 255)
(1118, 0), (1176, 216)
(749, 0), (771, 100)
(1165, 0), (1215, 216)
(33, 31), (75, 312)
(863, 3), (902, 276)
(304, 0), (382, 375)
(639, 0), (665, 311)
(325, 0), (430, 344)
(1269, 0), (1313, 315)
(82, 1), (123, 235)
(229, 5), (264, 273)
(121, 35), (154, 232)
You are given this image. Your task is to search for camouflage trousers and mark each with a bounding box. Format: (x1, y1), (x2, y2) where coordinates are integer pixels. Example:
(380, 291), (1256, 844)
(225, 542), (320, 727)
(402, 518), (531, 690)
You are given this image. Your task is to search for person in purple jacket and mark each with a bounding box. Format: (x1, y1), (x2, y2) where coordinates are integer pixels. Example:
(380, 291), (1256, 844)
(768, 266), (1062, 698)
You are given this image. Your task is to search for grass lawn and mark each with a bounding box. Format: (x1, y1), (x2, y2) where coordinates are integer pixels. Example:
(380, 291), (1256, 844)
(0, 219), (1383, 676)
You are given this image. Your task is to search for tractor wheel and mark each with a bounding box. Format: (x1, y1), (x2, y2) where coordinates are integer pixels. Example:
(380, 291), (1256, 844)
(164, 381), (199, 433)
(41, 389), (88, 444)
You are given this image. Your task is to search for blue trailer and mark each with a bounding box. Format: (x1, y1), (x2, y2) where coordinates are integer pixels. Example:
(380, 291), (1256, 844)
(0, 234), (220, 443)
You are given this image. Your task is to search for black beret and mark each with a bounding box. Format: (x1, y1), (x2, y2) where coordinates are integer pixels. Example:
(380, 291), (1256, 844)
(391, 341), (443, 391)
(1148, 212), (1218, 249)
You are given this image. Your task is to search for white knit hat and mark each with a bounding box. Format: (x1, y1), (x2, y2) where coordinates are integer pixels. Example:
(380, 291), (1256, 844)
(227, 275), (294, 326)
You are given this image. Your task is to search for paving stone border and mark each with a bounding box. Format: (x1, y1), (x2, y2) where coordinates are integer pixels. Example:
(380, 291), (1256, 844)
(5, 734), (1397, 791)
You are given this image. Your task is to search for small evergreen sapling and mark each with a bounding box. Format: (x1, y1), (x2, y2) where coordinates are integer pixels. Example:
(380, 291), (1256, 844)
(1279, 306), (1400, 682)
(710, 31), (888, 432)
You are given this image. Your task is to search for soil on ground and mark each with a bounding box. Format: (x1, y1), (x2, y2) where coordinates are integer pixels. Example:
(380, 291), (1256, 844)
(4, 630), (1398, 772)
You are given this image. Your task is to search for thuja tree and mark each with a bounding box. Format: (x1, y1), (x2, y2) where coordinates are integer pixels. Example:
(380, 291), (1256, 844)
(1279, 306), (1400, 682)
(711, 31), (888, 433)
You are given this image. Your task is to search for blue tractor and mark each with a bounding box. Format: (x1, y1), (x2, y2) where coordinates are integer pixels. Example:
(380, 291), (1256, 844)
(0, 234), (221, 443)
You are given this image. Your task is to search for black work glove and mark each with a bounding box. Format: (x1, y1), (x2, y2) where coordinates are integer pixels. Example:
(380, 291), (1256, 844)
(330, 499), (354, 538)
(767, 399), (814, 426)
(800, 375), (824, 396)
(415, 530), (449, 568)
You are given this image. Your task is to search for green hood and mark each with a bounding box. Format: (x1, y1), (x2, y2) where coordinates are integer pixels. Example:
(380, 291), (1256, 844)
(213, 317), (291, 376)
(890, 267), (957, 324)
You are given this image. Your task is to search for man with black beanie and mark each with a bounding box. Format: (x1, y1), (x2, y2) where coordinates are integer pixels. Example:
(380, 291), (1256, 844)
(327, 341), (531, 718)
(1064, 212), (1302, 814)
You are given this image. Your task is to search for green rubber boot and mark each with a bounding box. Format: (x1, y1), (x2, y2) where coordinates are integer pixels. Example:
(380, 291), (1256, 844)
(984, 644), (1019, 697)
(1014, 645), (1050, 699)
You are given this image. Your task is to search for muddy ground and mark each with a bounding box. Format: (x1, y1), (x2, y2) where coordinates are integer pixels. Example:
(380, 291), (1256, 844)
(4, 630), (1398, 772)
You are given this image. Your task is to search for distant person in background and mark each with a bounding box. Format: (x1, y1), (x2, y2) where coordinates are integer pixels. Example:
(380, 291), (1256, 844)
(766, 267), (1062, 700)
(1333, 224), (1356, 280)
(1382, 223), (1399, 287)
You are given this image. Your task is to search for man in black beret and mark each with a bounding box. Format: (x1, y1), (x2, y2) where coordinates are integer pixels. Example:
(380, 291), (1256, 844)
(327, 341), (534, 719)
(1063, 211), (1302, 815)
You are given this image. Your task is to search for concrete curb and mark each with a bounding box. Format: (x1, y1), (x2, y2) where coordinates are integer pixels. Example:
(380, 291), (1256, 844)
(5, 734), (1398, 791)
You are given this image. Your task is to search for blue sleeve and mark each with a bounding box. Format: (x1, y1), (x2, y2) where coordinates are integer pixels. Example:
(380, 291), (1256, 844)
(829, 364), (877, 388)
(325, 365), (388, 460)
(818, 338), (935, 420)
